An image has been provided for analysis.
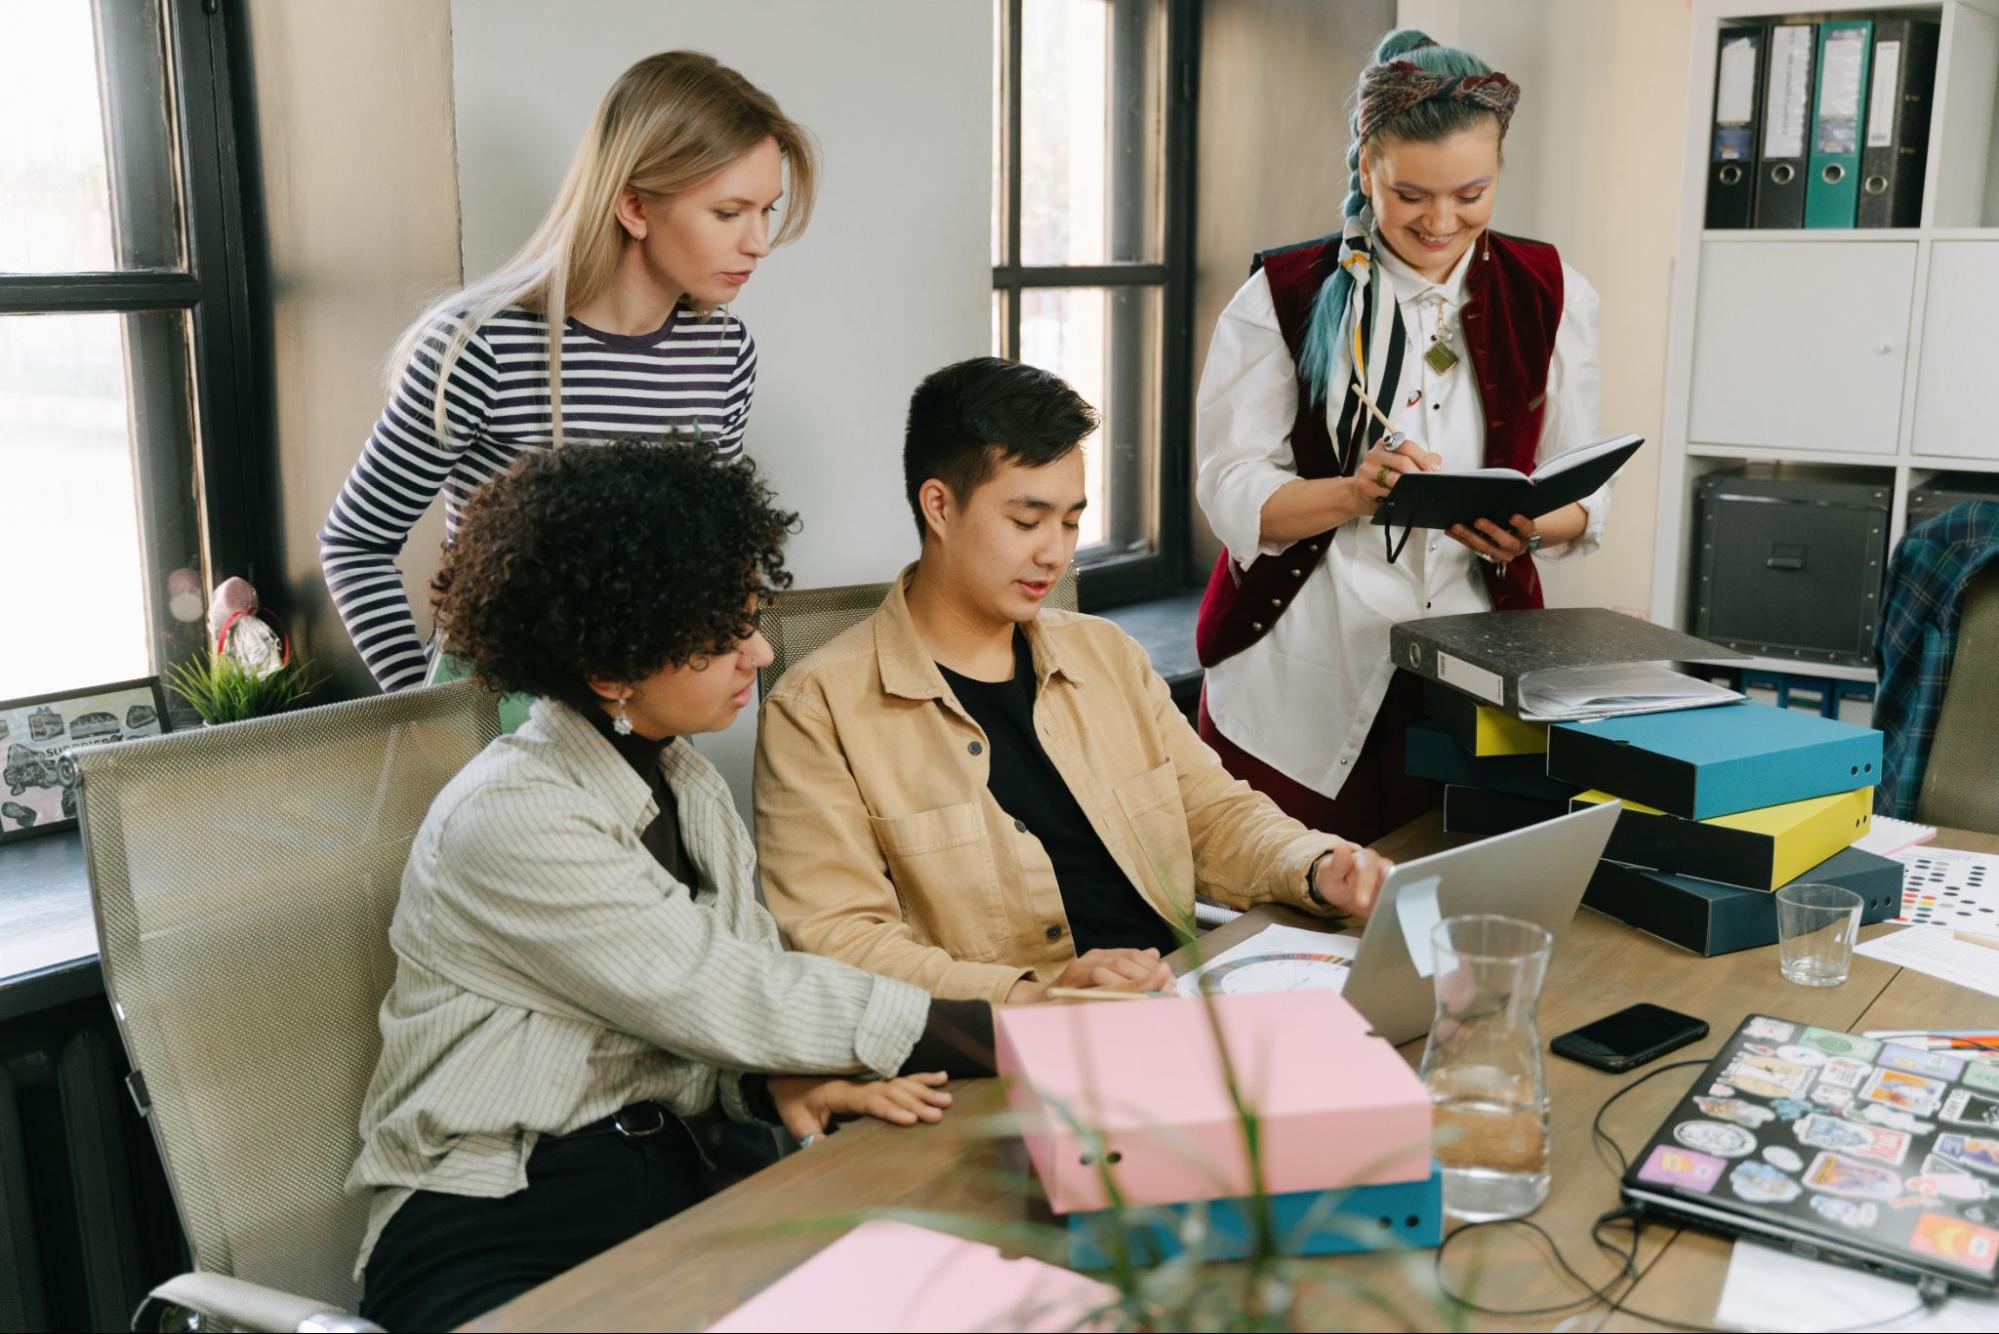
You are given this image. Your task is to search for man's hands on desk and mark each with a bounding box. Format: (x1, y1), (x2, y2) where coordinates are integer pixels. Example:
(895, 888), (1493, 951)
(768, 1072), (954, 1140)
(1004, 947), (1175, 1005)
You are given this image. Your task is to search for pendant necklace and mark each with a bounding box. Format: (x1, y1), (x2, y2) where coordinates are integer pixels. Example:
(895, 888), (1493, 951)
(1421, 291), (1460, 375)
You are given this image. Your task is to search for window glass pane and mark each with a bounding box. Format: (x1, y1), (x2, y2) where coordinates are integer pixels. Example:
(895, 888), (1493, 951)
(0, 311), (203, 700)
(1018, 286), (1160, 555)
(1019, 0), (1163, 266)
(0, 0), (183, 273)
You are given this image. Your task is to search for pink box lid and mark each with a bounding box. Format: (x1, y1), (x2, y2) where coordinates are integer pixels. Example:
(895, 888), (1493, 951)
(995, 990), (1432, 1212)
(707, 1219), (1114, 1332)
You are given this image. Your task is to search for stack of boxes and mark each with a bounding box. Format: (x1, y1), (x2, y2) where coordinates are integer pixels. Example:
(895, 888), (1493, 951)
(993, 990), (1443, 1269)
(1410, 675), (1903, 955)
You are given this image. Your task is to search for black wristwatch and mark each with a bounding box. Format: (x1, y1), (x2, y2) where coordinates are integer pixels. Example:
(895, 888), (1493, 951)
(1306, 850), (1336, 909)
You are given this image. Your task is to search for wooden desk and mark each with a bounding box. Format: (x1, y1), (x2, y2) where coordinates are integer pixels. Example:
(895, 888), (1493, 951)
(469, 820), (1999, 1333)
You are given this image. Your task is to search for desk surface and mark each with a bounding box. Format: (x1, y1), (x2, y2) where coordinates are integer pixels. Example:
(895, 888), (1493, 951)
(468, 819), (1999, 1334)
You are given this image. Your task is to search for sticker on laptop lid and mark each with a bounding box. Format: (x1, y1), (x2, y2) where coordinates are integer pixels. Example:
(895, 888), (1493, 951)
(1964, 1063), (1999, 1095)
(1812, 1085), (1855, 1109)
(1942, 1090), (1999, 1132)
(1798, 1027), (1881, 1061)
(1809, 1194), (1879, 1228)
(1848, 1103), (1935, 1136)
(1795, 1114), (1911, 1166)
(1907, 1170), (1987, 1203)
(1637, 1144), (1726, 1193)
(1772, 1098), (1813, 1122)
(1880, 1044), (1967, 1082)
(1909, 1212), (1999, 1274)
(1763, 1145), (1804, 1172)
(1730, 1160), (1802, 1204)
(1721, 1053), (1814, 1100)
(1675, 1121), (1757, 1158)
(1695, 1096), (1775, 1129)
(1805, 1152), (1904, 1200)
(1862, 1067), (1948, 1117)
(1934, 1134), (1999, 1177)
(1743, 1017), (1796, 1043)
(1775, 1044), (1827, 1067)
(1816, 1057), (1872, 1090)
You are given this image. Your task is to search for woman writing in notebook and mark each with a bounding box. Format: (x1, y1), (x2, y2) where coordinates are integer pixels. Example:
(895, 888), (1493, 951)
(1193, 27), (1610, 845)
(321, 51), (807, 696)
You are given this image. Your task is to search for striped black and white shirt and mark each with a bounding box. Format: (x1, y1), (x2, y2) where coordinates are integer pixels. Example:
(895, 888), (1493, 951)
(320, 304), (757, 691)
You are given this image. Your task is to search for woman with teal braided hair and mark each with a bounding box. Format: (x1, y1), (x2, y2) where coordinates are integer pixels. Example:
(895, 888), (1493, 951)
(1192, 28), (1609, 845)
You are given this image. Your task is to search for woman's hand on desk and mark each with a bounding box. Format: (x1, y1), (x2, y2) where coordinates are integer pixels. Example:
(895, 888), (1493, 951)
(769, 1071), (954, 1138)
(1003, 948), (1174, 1004)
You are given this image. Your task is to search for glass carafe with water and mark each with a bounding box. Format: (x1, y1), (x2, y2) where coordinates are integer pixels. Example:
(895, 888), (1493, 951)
(1417, 914), (1554, 1220)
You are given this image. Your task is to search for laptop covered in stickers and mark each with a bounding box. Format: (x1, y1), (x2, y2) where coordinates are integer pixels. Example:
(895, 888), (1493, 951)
(1620, 1013), (1999, 1294)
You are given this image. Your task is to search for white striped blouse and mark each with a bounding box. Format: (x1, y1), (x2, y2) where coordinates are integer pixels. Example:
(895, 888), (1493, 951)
(346, 697), (929, 1275)
(319, 305), (757, 691)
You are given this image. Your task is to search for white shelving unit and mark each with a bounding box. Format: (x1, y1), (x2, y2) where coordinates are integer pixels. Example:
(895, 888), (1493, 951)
(1652, 0), (1999, 673)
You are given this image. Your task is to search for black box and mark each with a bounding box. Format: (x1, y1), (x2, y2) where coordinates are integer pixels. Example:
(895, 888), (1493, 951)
(1907, 474), (1999, 531)
(1691, 471), (1890, 667)
(1404, 721), (1580, 803)
(1581, 846), (1902, 956)
(1442, 786), (1568, 837)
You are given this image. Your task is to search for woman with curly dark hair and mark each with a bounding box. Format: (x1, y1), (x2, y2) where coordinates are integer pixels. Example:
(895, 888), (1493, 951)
(347, 439), (990, 1331)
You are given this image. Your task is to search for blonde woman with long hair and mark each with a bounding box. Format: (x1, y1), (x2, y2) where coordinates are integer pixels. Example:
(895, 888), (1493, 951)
(320, 51), (815, 692)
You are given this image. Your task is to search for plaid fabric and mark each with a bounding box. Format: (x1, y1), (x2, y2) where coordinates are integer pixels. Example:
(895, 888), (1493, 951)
(1873, 501), (1999, 817)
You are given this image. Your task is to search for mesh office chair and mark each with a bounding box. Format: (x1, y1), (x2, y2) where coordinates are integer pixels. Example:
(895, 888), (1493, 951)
(70, 680), (500, 1332)
(1916, 566), (1999, 834)
(758, 568), (1079, 698)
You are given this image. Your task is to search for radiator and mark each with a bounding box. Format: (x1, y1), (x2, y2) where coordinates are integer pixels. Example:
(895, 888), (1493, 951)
(0, 995), (182, 1332)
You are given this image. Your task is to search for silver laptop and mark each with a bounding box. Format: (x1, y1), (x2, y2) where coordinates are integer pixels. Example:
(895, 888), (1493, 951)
(1341, 801), (1618, 1044)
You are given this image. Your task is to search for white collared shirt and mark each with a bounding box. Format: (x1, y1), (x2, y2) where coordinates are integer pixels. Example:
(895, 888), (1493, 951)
(1194, 238), (1606, 801)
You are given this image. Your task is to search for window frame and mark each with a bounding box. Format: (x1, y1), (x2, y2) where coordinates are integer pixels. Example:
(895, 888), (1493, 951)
(992, 0), (1199, 611)
(0, 0), (269, 697)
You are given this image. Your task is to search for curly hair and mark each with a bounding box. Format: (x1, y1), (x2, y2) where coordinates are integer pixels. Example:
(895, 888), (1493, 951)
(432, 439), (796, 702)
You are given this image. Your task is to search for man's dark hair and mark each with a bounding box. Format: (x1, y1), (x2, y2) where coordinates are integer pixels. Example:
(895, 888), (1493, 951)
(902, 357), (1098, 540)
(432, 439), (796, 703)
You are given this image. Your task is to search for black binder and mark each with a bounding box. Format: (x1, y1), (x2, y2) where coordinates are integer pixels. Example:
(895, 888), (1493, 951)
(1754, 21), (1816, 228)
(1705, 24), (1767, 229)
(1857, 18), (1940, 228)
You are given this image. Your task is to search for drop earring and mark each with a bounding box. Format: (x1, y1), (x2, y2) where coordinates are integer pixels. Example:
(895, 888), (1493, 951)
(613, 695), (634, 736)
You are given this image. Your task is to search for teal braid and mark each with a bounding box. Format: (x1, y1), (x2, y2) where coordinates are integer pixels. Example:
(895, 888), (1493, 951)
(1295, 27), (1509, 407)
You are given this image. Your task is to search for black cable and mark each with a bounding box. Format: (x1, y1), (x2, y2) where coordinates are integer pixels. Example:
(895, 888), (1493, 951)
(1428, 1056), (1956, 1333)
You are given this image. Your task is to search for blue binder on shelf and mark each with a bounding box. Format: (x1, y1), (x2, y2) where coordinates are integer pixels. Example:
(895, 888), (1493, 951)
(1805, 19), (1874, 228)
(1544, 701), (1881, 820)
(1065, 1165), (1444, 1270)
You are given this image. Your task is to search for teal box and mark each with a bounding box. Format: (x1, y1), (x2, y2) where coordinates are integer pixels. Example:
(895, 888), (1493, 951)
(1065, 1165), (1444, 1270)
(1546, 702), (1880, 820)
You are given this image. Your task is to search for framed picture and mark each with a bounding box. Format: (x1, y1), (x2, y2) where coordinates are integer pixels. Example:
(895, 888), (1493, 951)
(1, 677), (171, 844)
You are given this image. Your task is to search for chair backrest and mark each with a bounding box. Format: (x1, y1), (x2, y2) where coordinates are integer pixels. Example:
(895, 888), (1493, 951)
(1917, 565), (1999, 833)
(70, 680), (500, 1312)
(760, 568), (1079, 697)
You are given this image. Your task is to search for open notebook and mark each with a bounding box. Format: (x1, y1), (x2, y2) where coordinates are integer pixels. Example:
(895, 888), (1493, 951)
(1372, 433), (1643, 534)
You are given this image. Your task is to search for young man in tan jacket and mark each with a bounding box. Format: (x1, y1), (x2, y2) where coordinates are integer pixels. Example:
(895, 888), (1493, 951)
(753, 358), (1388, 1005)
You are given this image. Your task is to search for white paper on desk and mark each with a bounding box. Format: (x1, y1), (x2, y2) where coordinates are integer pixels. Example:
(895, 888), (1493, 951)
(1854, 926), (1999, 1001)
(1854, 815), (1936, 858)
(1175, 924), (1361, 996)
(1716, 1240), (1999, 1332)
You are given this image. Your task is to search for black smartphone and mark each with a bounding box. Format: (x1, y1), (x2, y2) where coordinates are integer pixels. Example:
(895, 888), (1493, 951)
(1550, 1004), (1709, 1073)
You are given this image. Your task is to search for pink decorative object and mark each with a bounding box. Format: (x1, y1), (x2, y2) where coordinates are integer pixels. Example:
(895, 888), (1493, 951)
(707, 1220), (1114, 1333)
(996, 991), (1432, 1214)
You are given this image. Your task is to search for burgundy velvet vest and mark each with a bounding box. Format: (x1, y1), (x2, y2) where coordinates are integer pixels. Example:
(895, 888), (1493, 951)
(1195, 230), (1565, 669)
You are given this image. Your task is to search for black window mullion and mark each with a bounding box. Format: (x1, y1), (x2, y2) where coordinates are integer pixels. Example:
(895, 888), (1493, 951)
(1002, 0), (1023, 359)
(165, 0), (272, 600)
(0, 274), (202, 313)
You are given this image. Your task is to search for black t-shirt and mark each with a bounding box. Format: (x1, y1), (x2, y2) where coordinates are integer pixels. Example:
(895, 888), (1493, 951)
(937, 631), (1178, 957)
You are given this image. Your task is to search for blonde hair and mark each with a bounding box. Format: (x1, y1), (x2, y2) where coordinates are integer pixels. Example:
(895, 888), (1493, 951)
(393, 50), (818, 445)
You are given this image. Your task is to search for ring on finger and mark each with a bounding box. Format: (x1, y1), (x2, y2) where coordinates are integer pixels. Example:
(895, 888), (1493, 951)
(1375, 464), (1392, 487)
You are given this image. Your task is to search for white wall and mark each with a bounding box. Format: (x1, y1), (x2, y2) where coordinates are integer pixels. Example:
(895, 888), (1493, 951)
(450, 0), (993, 808)
(1399, 0), (1692, 617)
(244, 0), (461, 701)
